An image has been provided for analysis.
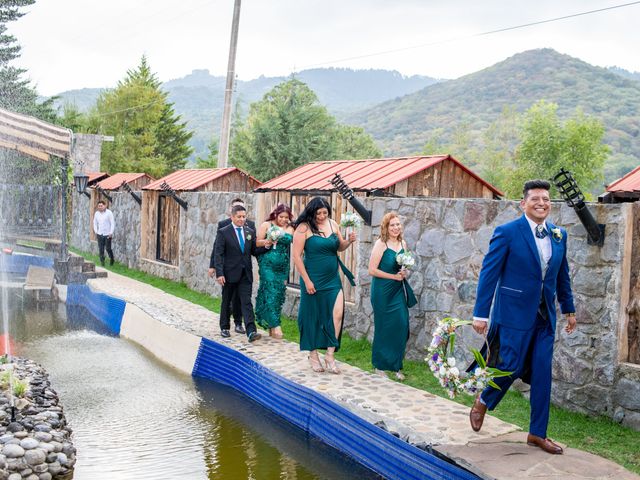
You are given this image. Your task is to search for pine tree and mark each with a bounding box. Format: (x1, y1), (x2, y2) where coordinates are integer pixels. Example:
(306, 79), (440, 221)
(87, 56), (193, 177)
(0, 0), (56, 119)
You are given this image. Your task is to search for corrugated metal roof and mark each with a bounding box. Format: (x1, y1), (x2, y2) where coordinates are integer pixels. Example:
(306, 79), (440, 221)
(86, 172), (109, 185)
(143, 168), (260, 191)
(256, 155), (503, 196)
(606, 166), (640, 192)
(96, 173), (153, 191)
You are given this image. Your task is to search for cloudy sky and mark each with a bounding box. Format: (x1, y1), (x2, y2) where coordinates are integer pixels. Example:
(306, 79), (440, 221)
(9, 0), (640, 96)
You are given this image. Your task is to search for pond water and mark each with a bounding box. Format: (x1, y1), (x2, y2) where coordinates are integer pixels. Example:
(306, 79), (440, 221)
(5, 296), (381, 480)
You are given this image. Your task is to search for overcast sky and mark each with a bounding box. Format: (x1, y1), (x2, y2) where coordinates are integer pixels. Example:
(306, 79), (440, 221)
(9, 0), (640, 96)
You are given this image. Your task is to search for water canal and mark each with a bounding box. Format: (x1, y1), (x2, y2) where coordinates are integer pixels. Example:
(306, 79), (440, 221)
(7, 297), (381, 479)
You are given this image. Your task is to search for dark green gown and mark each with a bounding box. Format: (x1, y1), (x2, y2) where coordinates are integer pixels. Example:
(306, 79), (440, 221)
(371, 248), (417, 372)
(255, 232), (293, 329)
(298, 233), (354, 352)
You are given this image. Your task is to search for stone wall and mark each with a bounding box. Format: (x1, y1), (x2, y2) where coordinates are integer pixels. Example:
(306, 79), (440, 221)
(69, 192), (640, 428)
(70, 134), (104, 174)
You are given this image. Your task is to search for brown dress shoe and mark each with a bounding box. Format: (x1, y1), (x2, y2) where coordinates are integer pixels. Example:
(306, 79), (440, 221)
(470, 396), (487, 432)
(526, 434), (563, 454)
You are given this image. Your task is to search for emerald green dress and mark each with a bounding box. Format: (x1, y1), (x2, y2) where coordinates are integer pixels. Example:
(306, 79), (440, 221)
(298, 233), (354, 352)
(255, 231), (293, 329)
(371, 248), (417, 372)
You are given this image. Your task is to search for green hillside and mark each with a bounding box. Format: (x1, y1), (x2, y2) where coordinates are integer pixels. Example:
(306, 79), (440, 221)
(348, 49), (640, 182)
(54, 68), (438, 161)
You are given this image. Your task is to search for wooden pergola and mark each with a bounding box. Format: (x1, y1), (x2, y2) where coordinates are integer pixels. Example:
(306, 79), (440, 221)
(0, 107), (73, 259)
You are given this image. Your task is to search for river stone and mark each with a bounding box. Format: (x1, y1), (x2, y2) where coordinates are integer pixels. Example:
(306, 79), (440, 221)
(19, 438), (39, 450)
(33, 433), (51, 443)
(0, 434), (14, 444)
(37, 443), (54, 454)
(32, 463), (48, 473)
(2, 444), (24, 458)
(38, 473), (52, 480)
(25, 475), (39, 480)
(46, 462), (61, 475)
(8, 474), (21, 480)
(56, 453), (68, 466)
(49, 442), (62, 453)
(19, 469), (32, 476)
(33, 425), (50, 433)
(6, 423), (23, 433)
(24, 449), (46, 466)
(13, 432), (28, 440)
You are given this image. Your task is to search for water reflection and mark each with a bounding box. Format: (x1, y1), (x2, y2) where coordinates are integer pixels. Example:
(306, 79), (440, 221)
(5, 295), (380, 480)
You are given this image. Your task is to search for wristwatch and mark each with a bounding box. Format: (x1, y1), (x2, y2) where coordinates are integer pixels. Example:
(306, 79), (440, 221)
(565, 312), (576, 318)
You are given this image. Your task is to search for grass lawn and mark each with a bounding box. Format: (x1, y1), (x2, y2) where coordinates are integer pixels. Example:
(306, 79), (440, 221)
(73, 249), (640, 474)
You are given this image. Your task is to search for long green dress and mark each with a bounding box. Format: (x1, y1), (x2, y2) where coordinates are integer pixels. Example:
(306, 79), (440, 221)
(371, 248), (417, 372)
(255, 231), (293, 329)
(298, 233), (354, 352)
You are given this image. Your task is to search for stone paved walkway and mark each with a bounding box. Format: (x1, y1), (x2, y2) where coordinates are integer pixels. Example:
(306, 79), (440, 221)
(87, 270), (639, 480)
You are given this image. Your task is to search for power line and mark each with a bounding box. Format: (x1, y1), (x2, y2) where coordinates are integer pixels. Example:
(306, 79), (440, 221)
(298, 1), (640, 70)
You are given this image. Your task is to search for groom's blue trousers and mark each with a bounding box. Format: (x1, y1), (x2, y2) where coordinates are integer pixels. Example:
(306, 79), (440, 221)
(480, 312), (555, 438)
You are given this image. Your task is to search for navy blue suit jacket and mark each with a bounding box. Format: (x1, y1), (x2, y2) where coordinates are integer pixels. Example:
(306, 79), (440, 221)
(473, 215), (574, 332)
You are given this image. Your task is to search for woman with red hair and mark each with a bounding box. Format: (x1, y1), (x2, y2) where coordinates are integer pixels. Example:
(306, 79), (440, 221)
(255, 204), (295, 339)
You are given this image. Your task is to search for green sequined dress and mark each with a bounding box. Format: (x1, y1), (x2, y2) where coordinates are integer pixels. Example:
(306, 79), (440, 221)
(255, 232), (293, 329)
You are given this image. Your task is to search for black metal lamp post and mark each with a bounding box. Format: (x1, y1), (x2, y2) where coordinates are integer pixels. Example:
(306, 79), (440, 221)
(552, 168), (605, 247)
(73, 173), (90, 198)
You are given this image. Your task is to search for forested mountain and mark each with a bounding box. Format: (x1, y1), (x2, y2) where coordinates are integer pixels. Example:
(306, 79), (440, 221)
(608, 66), (640, 82)
(54, 68), (439, 160)
(348, 49), (640, 182)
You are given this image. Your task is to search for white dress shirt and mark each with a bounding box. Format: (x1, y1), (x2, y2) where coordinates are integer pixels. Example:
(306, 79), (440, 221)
(473, 215), (551, 323)
(93, 209), (115, 236)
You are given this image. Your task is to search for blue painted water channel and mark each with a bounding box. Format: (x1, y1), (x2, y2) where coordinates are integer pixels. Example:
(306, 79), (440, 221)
(9, 298), (382, 479)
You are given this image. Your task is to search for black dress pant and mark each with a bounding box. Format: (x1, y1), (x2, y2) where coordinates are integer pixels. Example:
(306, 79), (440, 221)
(97, 234), (114, 263)
(220, 270), (256, 334)
(230, 289), (243, 326)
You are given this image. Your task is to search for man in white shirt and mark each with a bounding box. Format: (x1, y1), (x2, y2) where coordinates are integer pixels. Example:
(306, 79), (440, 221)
(93, 200), (115, 266)
(468, 180), (576, 455)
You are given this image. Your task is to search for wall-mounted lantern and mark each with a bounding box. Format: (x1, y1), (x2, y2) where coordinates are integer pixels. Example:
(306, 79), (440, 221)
(121, 180), (142, 206)
(552, 168), (605, 247)
(329, 173), (372, 225)
(73, 174), (90, 198)
(160, 181), (188, 210)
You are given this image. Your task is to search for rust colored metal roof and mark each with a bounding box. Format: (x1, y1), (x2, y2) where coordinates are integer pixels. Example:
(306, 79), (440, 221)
(143, 168), (261, 191)
(256, 155), (503, 196)
(606, 166), (640, 192)
(96, 173), (154, 191)
(86, 172), (109, 185)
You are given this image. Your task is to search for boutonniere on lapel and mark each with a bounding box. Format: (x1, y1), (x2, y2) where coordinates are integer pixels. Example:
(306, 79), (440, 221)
(246, 233), (252, 241)
(551, 227), (563, 242)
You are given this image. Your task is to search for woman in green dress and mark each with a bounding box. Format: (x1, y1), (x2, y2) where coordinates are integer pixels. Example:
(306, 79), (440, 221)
(292, 197), (356, 374)
(255, 204), (295, 339)
(368, 212), (417, 381)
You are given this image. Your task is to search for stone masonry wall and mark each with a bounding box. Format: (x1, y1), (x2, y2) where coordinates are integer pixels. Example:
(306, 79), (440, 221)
(69, 192), (640, 428)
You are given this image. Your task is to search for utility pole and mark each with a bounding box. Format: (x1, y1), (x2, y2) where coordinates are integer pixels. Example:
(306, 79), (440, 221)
(218, 0), (241, 168)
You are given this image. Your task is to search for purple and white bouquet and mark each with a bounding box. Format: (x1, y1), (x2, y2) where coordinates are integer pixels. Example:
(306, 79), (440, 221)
(426, 317), (511, 398)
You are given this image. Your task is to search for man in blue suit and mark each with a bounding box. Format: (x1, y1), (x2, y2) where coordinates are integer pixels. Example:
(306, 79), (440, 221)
(469, 180), (577, 455)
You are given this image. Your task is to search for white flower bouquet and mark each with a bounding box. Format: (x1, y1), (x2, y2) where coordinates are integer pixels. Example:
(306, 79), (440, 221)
(396, 251), (416, 270)
(340, 212), (363, 231)
(266, 224), (285, 243)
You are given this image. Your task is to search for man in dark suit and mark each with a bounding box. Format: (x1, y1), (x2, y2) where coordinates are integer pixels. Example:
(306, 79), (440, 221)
(209, 198), (256, 334)
(213, 204), (261, 342)
(469, 179), (577, 455)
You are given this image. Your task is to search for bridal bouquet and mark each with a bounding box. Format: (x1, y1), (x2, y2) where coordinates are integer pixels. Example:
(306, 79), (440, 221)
(266, 224), (285, 243)
(396, 251), (416, 270)
(340, 212), (363, 231)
